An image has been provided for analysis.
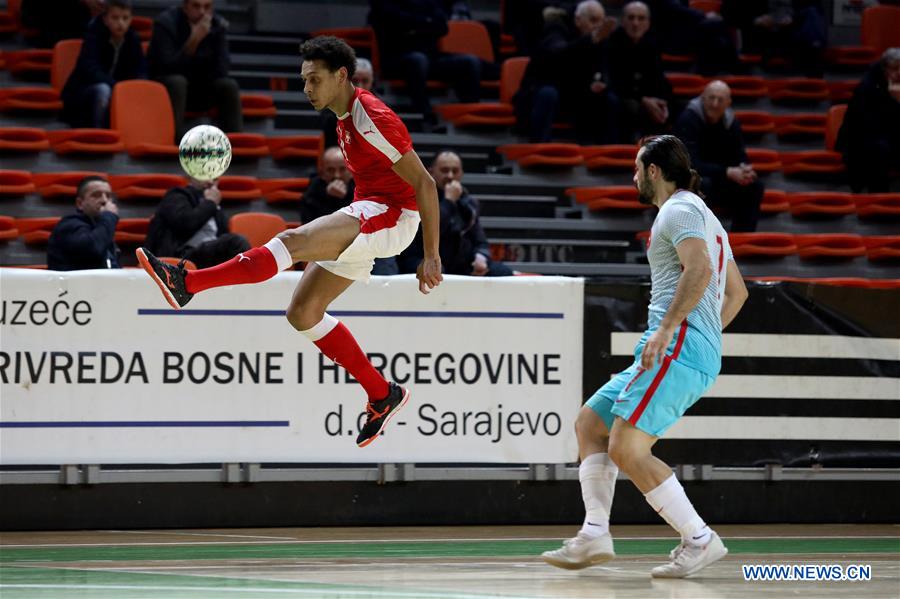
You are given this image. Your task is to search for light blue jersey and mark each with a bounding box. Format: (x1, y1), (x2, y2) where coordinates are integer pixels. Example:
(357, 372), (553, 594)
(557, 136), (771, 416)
(645, 190), (732, 377)
(586, 190), (733, 437)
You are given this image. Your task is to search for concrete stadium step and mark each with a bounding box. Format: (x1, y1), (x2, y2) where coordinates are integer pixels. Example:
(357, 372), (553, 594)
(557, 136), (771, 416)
(480, 217), (638, 242)
(473, 195), (558, 218)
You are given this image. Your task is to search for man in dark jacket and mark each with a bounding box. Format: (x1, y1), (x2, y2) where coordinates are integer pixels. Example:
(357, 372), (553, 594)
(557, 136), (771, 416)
(674, 80), (763, 232)
(608, 1), (672, 141)
(368, 0), (481, 126)
(300, 146), (355, 225)
(514, 0), (620, 143)
(47, 176), (121, 271)
(148, 0), (242, 138)
(61, 0), (147, 128)
(398, 150), (512, 276)
(145, 179), (249, 268)
(836, 49), (900, 193)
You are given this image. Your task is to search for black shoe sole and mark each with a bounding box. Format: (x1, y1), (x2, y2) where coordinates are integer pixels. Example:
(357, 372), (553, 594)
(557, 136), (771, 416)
(357, 387), (410, 448)
(136, 248), (182, 311)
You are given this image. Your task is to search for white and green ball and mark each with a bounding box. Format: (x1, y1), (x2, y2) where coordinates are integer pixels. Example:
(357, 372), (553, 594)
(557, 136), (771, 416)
(178, 125), (232, 181)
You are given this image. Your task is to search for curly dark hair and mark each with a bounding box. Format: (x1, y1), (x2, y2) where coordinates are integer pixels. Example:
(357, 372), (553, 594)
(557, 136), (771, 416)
(299, 36), (357, 78)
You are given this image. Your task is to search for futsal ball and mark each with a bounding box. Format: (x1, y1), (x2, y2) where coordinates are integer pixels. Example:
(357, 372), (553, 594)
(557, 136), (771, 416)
(178, 125), (232, 181)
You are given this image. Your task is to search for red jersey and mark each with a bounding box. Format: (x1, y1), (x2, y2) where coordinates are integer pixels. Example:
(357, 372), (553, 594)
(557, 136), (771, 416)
(335, 87), (417, 211)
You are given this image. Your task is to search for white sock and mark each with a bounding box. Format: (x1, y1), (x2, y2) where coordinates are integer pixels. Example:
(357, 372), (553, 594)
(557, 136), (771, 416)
(643, 474), (711, 547)
(299, 313), (339, 341)
(263, 237), (293, 271)
(577, 453), (618, 538)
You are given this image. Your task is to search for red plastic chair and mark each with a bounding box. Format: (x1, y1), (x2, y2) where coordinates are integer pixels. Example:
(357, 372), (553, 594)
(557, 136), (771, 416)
(498, 143), (584, 169)
(855, 193), (900, 219)
(863, 236), (900, 262)
(582, 145), (638, 170)
(661, 53), (696, 67)
(0, 170), (36, 195)
(114, 217), (151, 245)
(689, 0), (721, 12)
(34, 171), (107, 198)
(436, 57), (528, 127)
(130, 16), (153, 42)
(734, 111), (775, 136)
(0, 216), (18, 241)
(110, 80), (178, 157)
(0, 38), (80, 113)
(17, 216), (60, 245)
(438, 20), (494, 63)
(767, 78), (829, 103)
(217, 176), (262, 202)
(0, 127), (49, 152)
(728, 233), (797, 258)
(228, 133), (269, 158)
(760, 189), (789, 214)
(774, 113), (827, 138)
(47, 129), (124, 155)
(110, 174), (187, 200)
(778, 105), (846, 176)
(267, 135), (323, 161)
(259, 178), (311, 204)
(787, 192), (856, 218)
(566, 186), (648, 211)
(722, 76), (767, 100)
(794, 234), (865, 260)
(828, 80), (858, 103)
(665, 73), (706, 97)
(5, 48), (51, 79)
(229, 212), (287, 248)
(745, 148), (782, 173)
(241, 93), (277, 119)
(825, 104), (846, 152)
(830, 5), (900, 66)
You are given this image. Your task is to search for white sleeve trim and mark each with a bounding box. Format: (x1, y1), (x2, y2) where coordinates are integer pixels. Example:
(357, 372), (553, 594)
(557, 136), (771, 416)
(352, 98), (403, 163)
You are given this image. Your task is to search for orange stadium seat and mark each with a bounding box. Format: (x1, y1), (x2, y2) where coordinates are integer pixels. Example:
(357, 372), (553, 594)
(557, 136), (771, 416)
(5, 48), (51, 78)
(863, 236), (900, 262)
(17, 216), (59, 245)
(582, 145), (638, 170)
(722, 76), (768, 100)
(745, 148), (782, 173)
(794, 234), (865, 260)
(689, 0), (721, 12)
(728, 233), (797, 258)
(760, 189), (789, 213)
(774, 113), (827, 137)
(779, 105), (846, 176)
(0, 127), (49, 152)
(767, 78), (829, 103)
(259, 178), (310, 204)
(48, 129), (124, 154)
(661, 52), (696, 67)
(241, 93), (277, 119)
(110, 174), (187, 200)
(830, 5), (900, 66)
(217, 176), (261, 202)
(438, 21), (495, 63)
(229, 212), (287, 247)
(114, 217), (151, 246)
(0, 170), (36, 195)
(228, 133), (269, 158)
(788, 192), (856, 218)
(110, 80), (178, 157)
(436, 57), (528, 128)
(498, 143), (584, 168)
(0, 216), (19, 241)
(734, 111), (775, 135)
(130, 16), (153, 41)
(855, 193), (900, 219)
(0, 38), (80, 113)
(267, 135), (323, 161)
(584, 187), (647, 212)
(665, 73), (706, 97)
(34, 171), (106, 198)
(828, 80), (858, 103)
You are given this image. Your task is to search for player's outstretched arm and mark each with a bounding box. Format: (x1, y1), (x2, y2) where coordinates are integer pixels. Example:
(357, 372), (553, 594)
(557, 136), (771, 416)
(641, 238), (712, 369)
(392, 150), (443, 294)
(721, 259), (748, 329)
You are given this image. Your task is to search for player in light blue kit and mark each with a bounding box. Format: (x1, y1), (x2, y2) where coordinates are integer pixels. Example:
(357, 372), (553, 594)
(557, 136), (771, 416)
(542, 135), (749, 578)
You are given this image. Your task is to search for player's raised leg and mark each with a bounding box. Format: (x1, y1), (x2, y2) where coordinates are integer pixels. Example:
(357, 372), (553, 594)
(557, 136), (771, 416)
(285, 262), (408, 447)
(136, 210), (360, 310)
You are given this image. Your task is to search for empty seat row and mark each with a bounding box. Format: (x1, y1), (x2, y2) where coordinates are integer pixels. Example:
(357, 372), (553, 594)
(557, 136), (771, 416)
(0, 171), (310, 204)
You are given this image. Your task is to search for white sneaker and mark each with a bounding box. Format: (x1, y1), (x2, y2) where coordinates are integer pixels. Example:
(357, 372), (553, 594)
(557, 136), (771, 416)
(541, 532), (615, 570)
(651, 532), (728, 578)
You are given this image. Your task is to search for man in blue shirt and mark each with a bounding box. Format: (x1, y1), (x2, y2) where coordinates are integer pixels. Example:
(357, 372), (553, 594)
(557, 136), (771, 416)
(47, 176), (120, 271)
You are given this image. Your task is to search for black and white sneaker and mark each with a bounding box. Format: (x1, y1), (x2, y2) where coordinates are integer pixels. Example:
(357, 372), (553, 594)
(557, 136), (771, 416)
(356, 382), (410, 448)
(135, 247), (194, 309)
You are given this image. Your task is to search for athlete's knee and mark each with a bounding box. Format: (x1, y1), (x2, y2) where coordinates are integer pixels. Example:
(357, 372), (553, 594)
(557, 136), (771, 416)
(608, 436), (648, 473)
(285, 298), (327, 332)
(575, 406), (609, 445)
(276, 227), (310, 259)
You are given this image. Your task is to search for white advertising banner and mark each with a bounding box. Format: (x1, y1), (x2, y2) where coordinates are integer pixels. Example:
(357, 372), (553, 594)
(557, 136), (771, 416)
(0, 270), (583, 464)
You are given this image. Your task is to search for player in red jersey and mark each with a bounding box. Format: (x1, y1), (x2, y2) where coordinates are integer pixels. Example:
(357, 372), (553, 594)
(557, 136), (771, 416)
(136, 36), (443, 448)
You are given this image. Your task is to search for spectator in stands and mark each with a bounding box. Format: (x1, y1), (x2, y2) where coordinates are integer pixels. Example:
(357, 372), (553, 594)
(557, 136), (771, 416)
(722, 0), (826, 77)
(47, 176), (120, 271)
(322, 58), (375, 150)
(368, 0), (482, 128)
(148, 0), (243, 139)
(21, 0), (104, 48)
(837, 48), (900, 194)
(398, 150), (513, 276)
(514, 0), (621, 144)
(643, 0), (738, 75)
(144, 178), (250, 269)
(674, 80), (763, 232)
(61, 0), (147, 129)
(300, 146), (355, 225)
(608, 1), (673, 141)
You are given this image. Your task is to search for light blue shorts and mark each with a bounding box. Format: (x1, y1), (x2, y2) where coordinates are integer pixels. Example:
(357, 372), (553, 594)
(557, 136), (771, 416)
(586, 348), (714, 437)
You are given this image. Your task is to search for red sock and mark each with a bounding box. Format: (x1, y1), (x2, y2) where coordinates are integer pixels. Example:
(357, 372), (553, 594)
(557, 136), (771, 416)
(314, 322), (389, 401)
(185, 246), (278, 294)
